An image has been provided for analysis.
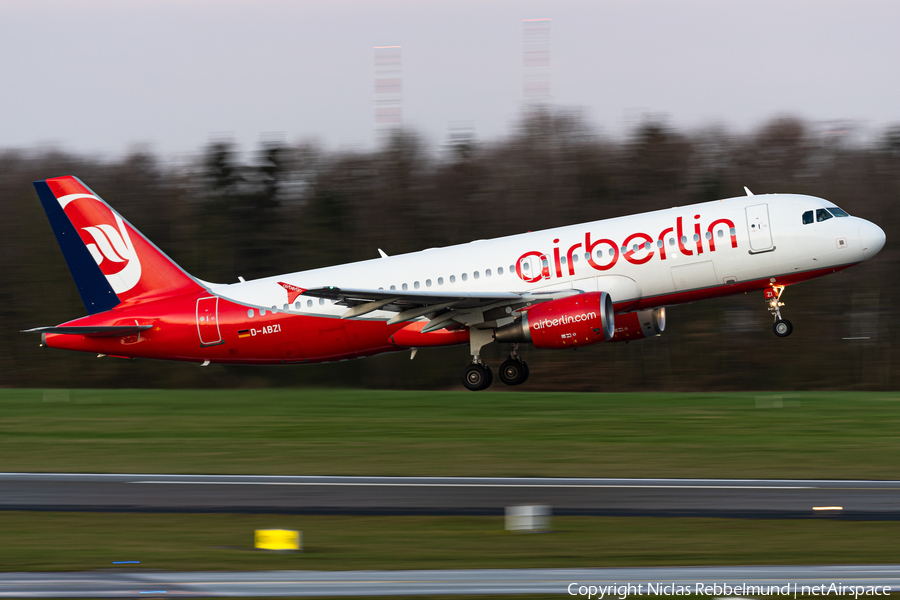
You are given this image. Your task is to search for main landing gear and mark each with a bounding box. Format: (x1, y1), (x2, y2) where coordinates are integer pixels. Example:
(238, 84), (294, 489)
(498, 344), (529, 387)
(765, 285), (793, 338)
(461, 354), (530, 391)
(462, 362), (493, 391)
(461, 329), (529, 391)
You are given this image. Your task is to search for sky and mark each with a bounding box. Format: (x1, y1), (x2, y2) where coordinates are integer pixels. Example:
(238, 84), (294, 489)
(1, 0), (899, 157)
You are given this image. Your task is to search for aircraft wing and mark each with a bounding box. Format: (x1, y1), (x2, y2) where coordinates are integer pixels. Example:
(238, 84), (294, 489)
(302, 286), (575, 332)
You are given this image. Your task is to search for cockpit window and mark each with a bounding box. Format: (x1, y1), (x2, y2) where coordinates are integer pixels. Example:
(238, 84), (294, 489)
(816, 208), (833, 222)
(802, 210), (814, 225)
(827, 206), (850, 217)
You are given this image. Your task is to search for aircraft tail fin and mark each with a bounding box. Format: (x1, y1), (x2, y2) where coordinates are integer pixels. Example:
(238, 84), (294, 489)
(34, 176), (204, 314)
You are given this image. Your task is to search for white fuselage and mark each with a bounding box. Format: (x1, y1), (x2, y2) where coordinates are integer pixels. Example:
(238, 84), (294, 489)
(211, 193), (877, 319)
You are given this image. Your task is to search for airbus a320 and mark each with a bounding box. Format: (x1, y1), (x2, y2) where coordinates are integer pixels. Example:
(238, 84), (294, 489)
(25, 176), (885, 390)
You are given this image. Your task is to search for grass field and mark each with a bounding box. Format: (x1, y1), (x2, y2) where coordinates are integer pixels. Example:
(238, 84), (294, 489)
(4, 511), (900, 572)
(1, 388), (899, 478)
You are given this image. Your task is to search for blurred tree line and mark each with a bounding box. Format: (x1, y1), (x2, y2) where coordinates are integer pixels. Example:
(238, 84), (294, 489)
(1, 111), (897, 391)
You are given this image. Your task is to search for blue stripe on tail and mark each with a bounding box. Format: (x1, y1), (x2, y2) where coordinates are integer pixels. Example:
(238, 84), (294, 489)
(34, 180), (120, 314)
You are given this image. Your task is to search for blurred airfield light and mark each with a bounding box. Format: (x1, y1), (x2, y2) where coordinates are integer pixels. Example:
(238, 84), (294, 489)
(254, 529), (301, 551)
(42, 389), (70, 403)
(755, 396), (783, 408)
(812, 506), (844, 511)
(505, 505), (551, 532)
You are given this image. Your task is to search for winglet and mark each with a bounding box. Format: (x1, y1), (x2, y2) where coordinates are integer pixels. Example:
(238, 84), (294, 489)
(744, 186), (754, 196)
(378, 249), (389, 259)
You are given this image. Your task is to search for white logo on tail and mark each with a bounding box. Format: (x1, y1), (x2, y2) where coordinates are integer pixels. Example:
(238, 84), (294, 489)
(57, 193), (142, 294)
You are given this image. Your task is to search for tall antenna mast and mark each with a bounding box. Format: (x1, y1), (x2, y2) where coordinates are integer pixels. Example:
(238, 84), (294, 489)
(374, 45), (402, 143)
(522, 19), (551, 110)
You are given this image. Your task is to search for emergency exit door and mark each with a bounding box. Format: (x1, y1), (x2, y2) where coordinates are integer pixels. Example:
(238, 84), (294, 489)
(196, 296), (223, 346)
(745, 203), (774, 253)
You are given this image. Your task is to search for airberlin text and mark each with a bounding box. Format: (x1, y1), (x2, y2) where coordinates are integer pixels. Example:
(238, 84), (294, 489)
(566, 583), (891, 599)
(517, 215), (738, 283)
(532, 312), (597, 330)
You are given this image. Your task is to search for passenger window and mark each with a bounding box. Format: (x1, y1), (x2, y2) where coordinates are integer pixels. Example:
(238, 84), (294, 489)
(802, 210), (814, 225)
(450, 275), (456, 283)
(462, 273), (468, 281)
(828, 207), (850, 217)
(816, 209), (833, 222)
(498, 267), (504, 274)
(307, 300), (312, 307)
(486, 269), (492, 277)
(426, 279), (432, 287)
(414, 281), (420, 289)
(318, 299), (325, 305)
(402, 283), (408, 290)
(247, 309), (254, 318)
(571, 255), (578, 263)
(438, 277), (444, 285)
(473, 271), (480, 279)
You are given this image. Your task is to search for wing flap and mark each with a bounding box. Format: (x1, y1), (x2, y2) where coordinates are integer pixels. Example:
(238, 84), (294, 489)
(303, 286), (523, 309)
(304, 285), (583, 331)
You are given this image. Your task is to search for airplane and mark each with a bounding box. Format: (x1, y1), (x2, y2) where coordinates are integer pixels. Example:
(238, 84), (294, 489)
(25, 176), (885, 391)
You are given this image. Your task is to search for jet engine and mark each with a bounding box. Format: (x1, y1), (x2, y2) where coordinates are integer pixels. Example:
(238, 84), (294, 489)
(494, 292), (614, 349)
(608, 308), (666, 342)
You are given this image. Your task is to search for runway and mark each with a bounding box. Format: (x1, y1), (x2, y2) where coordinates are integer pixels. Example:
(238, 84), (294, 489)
(1, 565), (897, 597)
(3, 473), (900, 518)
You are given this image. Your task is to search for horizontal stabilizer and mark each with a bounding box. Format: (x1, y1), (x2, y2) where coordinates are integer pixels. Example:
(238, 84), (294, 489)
(22, 325), (153, 337)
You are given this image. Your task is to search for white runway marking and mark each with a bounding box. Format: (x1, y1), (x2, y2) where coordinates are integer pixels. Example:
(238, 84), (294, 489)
(131, 481), (813, 489)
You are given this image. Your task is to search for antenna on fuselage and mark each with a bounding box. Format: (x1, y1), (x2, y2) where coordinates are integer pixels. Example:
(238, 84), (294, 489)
(744, 186), (754, 196)
(378, 249), (389, 259)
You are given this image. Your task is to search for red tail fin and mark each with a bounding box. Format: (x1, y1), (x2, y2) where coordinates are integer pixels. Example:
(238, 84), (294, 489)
(42, 176), (203, 305)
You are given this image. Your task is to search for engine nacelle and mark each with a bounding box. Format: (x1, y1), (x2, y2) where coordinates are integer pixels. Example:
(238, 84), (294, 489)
(608, 308), (666, 342)
(494, 292), (615, 349)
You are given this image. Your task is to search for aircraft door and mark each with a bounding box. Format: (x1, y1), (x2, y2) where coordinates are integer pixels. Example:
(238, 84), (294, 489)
(196, 296), (223, 346)
(746, 204), (774, 253)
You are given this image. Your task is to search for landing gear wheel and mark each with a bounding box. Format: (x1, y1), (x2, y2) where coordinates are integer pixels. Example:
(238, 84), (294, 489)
(773, 319), (793, 338)
(462, 363), (493, 391)
(499, 359), (528, 386)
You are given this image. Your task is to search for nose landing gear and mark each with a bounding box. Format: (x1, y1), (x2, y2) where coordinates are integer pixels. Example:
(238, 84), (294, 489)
(765, 285), (793, 337)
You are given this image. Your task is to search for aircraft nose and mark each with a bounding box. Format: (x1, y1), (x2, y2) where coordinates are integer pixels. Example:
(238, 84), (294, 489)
(858, 220), (886, 259)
